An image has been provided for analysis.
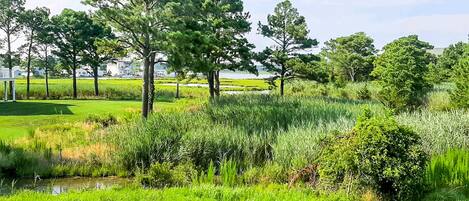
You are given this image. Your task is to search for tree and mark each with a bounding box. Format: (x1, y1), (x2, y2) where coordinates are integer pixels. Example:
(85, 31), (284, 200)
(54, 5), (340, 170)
(450, 44), (469, 108)
(182, 0), (255, 98)
(84, 0), (178, 118)
(35, 14), (55, 98)
(50, 9), (93, 99)
(258, 0), (317, 96)
(0, 0), (24, 97)
(431, 42), (466, 82)
(81, 19), (119, 96)
(322, 32), (376, 84)
(20, 7), (50, 99)
(372, 35), (434, 111)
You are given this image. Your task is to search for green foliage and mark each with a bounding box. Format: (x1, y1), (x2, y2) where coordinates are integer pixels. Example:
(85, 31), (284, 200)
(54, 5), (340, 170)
(372, 35), (434, 111)
(0, 141), (44, 178)
(136, 162), (198, 188)
(220, 159), (238, 187)
(257, 0), (318, 95)
(397, 109), (469, 155)
(450, 44), (469, 108)
(425, 149), (469, 189)
(321, 32), (377, 83)
(85, 113), (117, 127)
(320, 109), (427, 200)
(0, 184), (357, 201)
(432, 42), (467, 82)
(356, 84), (371, 100)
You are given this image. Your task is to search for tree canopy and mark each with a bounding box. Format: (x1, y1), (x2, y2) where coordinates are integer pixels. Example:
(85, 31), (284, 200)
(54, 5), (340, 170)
(257, 0), (318, 96)
(322, 32), (376, 84)
(372, 35), (434, 111)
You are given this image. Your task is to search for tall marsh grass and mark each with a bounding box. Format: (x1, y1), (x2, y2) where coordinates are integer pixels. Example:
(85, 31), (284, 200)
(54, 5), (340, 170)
(425, 149), (469, 189)
(397, 110), (469, 155)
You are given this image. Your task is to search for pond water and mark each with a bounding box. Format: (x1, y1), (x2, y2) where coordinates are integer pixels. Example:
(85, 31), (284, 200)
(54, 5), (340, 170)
(0, 177), (130, 195)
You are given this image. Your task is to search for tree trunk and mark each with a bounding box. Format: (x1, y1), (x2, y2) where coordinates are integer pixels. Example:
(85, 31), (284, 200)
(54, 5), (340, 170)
(148, 54), (156, 114)
(72, 64), (77, 99)
(214, 70), (220, 97)
(44, 47), (50, 98)
(280, 64), (285, 96)
(207, 71), (215, 98)
(175, 72), (180, 99)
(93, 66), (99, 96)
(7, 32), (13, 99)
(26, 31), (34, 100)
(141, 49), (150, 119)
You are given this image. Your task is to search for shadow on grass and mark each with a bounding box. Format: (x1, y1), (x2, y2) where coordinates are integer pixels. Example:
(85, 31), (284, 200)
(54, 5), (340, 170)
(0, 102), (74, 116)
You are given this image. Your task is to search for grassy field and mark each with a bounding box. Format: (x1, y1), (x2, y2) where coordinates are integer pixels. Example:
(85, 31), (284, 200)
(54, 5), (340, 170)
(0, 99), (200, 140)
(1, 79), (468, 200)
(0, 185), (355, 201)
(1, 78), (269, 100)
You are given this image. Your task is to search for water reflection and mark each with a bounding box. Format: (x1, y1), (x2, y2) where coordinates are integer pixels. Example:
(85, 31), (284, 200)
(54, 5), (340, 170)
(0, 177), (130, 195)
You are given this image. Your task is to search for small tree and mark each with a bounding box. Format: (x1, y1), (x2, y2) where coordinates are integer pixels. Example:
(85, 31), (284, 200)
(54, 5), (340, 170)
(81, 18), (119, 97)
(432, 42), (466, 82)
(372, 35), (433, 111)
(258, 0), (317, 96)
(322, 32), (376, 83)
(20, 7), (50, 99)
(0, 0), (24, 97)
(320, 109), (427, 200)
(85, 0), (177, 118)
(50, 9), (94, 99)
(450, 44), (469, 108)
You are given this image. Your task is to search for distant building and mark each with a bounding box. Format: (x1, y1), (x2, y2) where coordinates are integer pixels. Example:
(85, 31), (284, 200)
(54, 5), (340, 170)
(106, 60), (142, 77)
(0, 66), (21, 78)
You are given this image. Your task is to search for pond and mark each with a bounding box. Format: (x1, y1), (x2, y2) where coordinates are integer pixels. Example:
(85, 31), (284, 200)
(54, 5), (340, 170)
(0, 177), (130, 195)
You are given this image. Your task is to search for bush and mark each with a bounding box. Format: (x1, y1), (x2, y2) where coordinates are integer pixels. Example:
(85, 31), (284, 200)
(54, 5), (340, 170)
(356, 84), (371, 100)
(450, 45), (469, 108)
(85, 114), (118, 127)
(372, 35), (434, 111)
(319, 109), (427, 200)
(136, 162), (198, 188)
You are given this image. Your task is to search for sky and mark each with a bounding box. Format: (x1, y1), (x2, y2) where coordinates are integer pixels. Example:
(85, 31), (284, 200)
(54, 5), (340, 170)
(19, 0), (469, 51)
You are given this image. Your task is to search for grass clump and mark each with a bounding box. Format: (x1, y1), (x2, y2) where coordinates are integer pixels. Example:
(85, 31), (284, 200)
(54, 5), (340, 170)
(425, 149), (469, 189)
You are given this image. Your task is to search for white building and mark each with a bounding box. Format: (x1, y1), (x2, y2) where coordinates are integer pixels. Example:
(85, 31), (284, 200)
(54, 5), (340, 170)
(106, 60), (142, 77)
(0, 66), (21, 78)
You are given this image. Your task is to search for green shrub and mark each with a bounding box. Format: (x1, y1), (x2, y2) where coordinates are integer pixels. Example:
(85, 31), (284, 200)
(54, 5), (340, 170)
(425, 149), (469, 189)
(319, 109), (427, 200)
(85, 114), (118, 127)
(372, 35), (434, 111)
(450, 45), (469, 108)
(356, 84), (371, 100)
(136, 162), (173, 188)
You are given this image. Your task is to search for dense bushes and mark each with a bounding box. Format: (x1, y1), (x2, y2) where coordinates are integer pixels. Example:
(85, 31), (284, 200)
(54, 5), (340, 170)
(319, 110), (427, 200)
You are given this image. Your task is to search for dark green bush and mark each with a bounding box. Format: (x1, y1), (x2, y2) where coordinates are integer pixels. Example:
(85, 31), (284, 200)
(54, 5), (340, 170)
(319, 109), (427, 200)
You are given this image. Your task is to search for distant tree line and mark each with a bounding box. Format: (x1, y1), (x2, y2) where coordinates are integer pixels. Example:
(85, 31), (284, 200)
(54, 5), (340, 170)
(1, 0), (468, 117)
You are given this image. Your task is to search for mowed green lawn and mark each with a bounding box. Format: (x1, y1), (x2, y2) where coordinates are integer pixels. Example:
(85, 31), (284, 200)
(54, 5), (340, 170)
(0, 99), (198, 141)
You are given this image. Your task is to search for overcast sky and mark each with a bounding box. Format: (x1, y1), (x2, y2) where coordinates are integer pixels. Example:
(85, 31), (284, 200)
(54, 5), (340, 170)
(20, 0), (469, 51)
